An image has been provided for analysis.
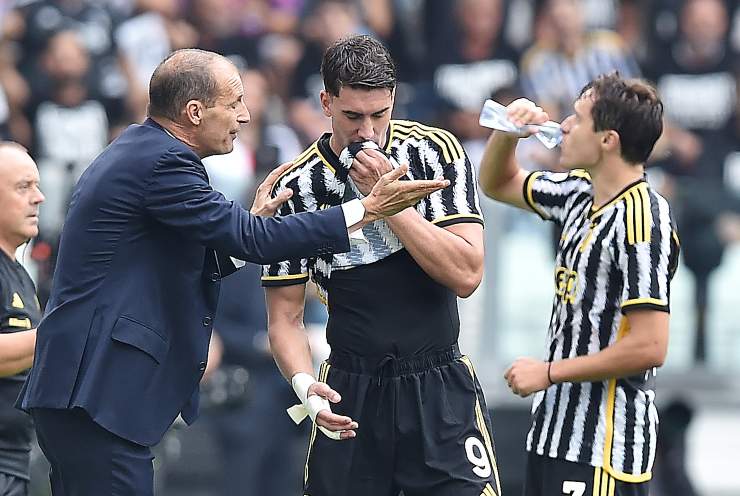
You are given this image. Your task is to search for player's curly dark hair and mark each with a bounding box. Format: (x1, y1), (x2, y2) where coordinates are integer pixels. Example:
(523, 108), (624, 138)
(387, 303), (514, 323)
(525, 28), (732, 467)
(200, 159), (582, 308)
(580, 72), (664, 165)
(321, 35), (396, 97)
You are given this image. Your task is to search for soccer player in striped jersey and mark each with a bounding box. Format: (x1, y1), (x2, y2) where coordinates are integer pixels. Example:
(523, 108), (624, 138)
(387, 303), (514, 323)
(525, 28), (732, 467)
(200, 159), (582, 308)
(263, 35), (501, 496)
(479, 73), (679, 496)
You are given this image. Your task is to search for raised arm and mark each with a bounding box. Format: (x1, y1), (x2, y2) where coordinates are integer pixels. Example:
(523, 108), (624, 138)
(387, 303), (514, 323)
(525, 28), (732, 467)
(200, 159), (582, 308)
(478, 98), (551, 210)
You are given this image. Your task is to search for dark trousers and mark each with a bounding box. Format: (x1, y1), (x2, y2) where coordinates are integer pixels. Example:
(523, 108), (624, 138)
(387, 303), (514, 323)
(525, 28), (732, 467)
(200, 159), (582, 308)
(30, 408), (154, 496)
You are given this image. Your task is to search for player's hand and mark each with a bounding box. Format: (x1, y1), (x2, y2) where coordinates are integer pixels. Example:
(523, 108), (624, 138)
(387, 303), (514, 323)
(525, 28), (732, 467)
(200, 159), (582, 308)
(360, 164), (449, 223)
(349, 148), (394, 196)
(307, 382), (358, 440)
(504, 357), (551, 397)
(250, 161), (294, 216)
(505, 98), (550, 135)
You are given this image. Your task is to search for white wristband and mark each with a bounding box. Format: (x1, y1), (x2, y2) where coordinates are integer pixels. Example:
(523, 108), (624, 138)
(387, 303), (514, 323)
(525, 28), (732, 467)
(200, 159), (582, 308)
(291, 372), (316, 404)
(287, 373), (343, 441)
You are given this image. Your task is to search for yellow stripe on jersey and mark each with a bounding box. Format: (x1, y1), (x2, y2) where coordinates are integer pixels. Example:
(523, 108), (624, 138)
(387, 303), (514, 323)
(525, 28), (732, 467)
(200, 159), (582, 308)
(593, 466), (601, 496)
(397, 120), (465, 160)
(524, 171), (550, 220)
(570, 169), (592, 180)
(625, 190), (635, 245)
(8, 317), (31, 329)
(602, 319), (653, 483)
(460, 356), (502, 496)
(392, 126), (455, 163)
(261, 273), (310, 282)
(591, 182), (646, 222)
(672, 229), (680, 247)
(608, 474), (616, 496)
(579, 223), (595, 252)
(638, 185), (652, 242)
(392, 120), (464, 163)
(621, 297), (667, 309)
(272, 143), (321, 194)
(481, 483), (496, 496)
(304, 361), (331, 485)
(601, 468), (609, 496)
(633, 190), (643, 244)
(431, 213), (484, 225)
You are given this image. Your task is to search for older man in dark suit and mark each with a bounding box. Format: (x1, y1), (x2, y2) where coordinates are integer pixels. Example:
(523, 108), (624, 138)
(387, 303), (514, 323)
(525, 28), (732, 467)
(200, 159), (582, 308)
(17, 48), (446, 495)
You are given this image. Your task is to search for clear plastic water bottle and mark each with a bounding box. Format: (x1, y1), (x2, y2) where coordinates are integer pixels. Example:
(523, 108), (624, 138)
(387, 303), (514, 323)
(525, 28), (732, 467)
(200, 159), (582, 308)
(479, 99), (563, 149)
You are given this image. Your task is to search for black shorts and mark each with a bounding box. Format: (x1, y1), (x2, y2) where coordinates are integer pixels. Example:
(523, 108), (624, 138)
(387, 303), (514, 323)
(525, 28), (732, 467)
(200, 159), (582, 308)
(524, 452), (649, 496)
(303, 345), (501, 496)
(0, 473), (27, 496)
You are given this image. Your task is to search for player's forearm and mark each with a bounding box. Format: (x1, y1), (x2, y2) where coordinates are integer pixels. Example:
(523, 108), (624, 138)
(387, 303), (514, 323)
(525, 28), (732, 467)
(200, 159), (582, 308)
(479, 132), (521, 199)
(0, 329), (36, 377)
(386, 209), (483, 297)
(268, 322), (316, 381)
(550, 332), (666, 384)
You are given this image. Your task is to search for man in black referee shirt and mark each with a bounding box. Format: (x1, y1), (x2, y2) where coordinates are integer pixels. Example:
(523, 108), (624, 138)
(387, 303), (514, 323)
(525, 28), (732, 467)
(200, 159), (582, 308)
(0, 142), (44, 496)
(263, 35), (501, 496)
(479, 74), (679, 496)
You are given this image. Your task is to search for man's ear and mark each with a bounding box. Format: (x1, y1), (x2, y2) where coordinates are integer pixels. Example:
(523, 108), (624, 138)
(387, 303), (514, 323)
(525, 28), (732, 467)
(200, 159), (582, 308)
(186, 100), (203, 125)
(319, 90), (332, 118)
(602, 130), (620, 152)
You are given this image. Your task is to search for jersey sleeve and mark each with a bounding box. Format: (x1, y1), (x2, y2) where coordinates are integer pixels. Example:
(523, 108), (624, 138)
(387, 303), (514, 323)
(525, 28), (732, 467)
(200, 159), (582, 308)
(261, 168), (313, 287)
(523, 169), (593, 225)
(615, 188), (680, 313)
(422, 129), (485, 228)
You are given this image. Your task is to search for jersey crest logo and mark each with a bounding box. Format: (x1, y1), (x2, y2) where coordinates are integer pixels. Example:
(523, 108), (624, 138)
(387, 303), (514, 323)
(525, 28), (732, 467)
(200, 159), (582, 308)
(11, 293), (24, 309)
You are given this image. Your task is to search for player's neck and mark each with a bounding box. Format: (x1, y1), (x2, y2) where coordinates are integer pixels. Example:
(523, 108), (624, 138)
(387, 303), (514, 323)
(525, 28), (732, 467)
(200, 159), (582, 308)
(0, 237), (18, 261)
(589, 158), (645, 208)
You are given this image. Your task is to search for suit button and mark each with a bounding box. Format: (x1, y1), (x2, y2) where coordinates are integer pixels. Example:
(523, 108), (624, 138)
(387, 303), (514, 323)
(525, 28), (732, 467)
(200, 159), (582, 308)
(199, 361), (206, 371)
(202, 316), (212, 327)
(210, 272), (219, 282)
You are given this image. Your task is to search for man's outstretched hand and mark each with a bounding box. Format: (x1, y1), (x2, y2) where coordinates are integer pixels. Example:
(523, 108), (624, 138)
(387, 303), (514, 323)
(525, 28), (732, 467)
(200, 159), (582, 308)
(250, 161), (294, 216)
(359, 164), (449, 224)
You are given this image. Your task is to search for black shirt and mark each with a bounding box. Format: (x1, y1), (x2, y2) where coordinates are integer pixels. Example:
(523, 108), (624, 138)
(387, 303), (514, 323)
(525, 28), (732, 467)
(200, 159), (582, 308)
(0, 251), (41, 480)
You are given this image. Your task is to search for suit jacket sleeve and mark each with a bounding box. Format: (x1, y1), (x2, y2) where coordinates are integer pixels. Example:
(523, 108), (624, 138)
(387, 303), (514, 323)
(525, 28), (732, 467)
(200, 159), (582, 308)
(143, 147), (350, 265)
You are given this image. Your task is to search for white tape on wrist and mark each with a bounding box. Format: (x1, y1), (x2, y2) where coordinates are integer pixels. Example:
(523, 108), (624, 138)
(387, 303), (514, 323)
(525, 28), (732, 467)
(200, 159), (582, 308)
(287, 373), (343, 440)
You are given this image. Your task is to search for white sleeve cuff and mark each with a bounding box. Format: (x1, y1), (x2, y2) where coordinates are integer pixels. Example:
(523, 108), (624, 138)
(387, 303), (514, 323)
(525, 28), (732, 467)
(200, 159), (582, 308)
(340, 199), (365, 228)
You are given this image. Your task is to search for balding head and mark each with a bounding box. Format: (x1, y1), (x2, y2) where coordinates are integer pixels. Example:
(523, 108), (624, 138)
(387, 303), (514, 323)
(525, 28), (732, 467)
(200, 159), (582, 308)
(0, 141), (44, 257)
(0, 142), (34, 168)
(148, 49), (233, 121)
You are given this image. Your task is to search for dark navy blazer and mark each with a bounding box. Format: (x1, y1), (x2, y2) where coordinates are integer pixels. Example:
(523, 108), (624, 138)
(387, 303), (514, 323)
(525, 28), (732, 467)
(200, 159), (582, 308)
(19, 119), (349, 446)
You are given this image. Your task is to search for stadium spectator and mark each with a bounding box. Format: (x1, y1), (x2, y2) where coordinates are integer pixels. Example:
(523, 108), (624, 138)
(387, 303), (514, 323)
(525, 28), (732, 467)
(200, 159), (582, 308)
(479, 74), (679, 496)
(431, 0), (519, 142)
(264, 35), (501, 496)
(288, 0), (370, 144)
(0, 142), (44, 496)
(645, 0), (739, 363)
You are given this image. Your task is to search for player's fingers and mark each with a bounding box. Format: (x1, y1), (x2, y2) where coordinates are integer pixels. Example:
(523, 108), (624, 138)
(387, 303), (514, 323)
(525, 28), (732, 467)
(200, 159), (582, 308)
(270, 188), (293, 206)
(316, 410), (358, 429)
(310, 382), (341, 403)
(379, 163), (408, 184)
(339, 430), (357, 440)
(261, 161), (293, 189)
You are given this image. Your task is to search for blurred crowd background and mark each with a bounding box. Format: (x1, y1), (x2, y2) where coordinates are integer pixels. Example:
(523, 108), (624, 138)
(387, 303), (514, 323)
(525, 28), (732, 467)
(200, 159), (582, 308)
(0, 0), (737, 494)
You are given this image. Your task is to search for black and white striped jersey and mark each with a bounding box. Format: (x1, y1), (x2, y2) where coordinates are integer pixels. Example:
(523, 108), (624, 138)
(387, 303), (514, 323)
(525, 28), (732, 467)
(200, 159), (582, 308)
(523, 169), (679, 482)
(261, 119), (484, 302)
